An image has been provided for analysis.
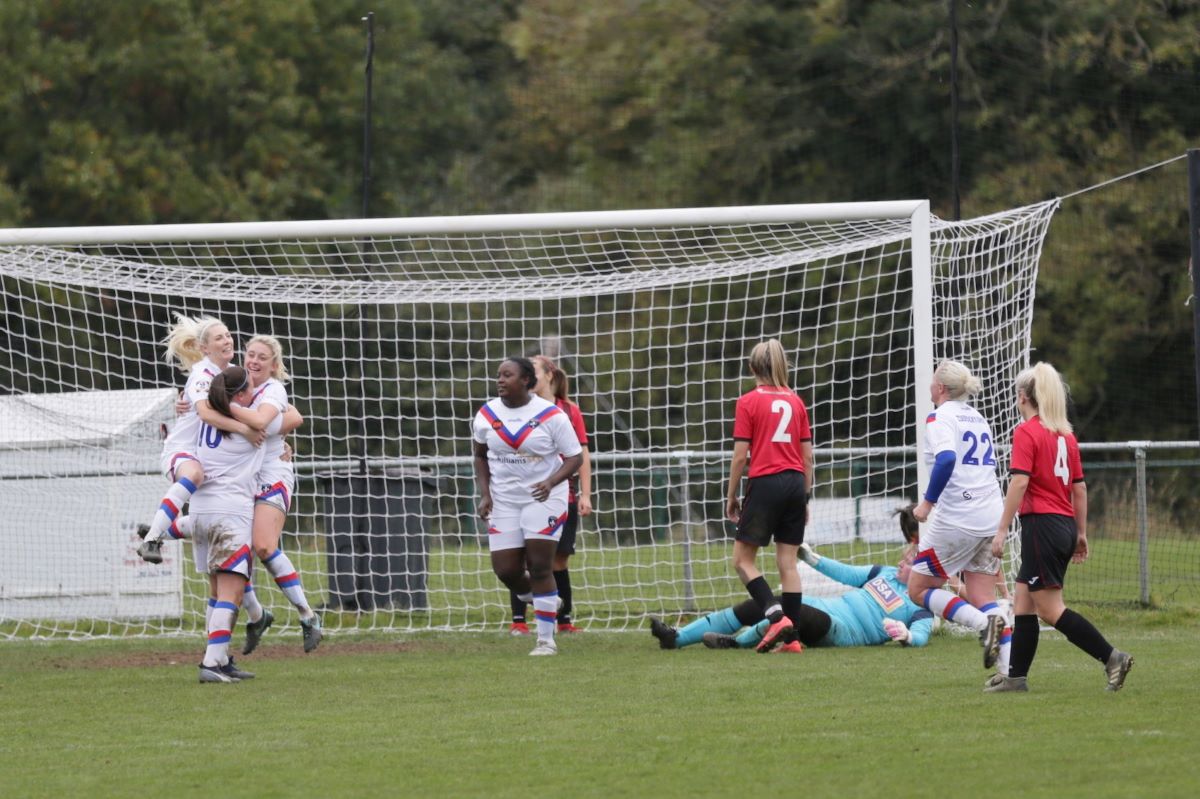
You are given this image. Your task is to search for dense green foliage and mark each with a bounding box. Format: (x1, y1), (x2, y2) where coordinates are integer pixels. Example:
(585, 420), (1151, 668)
(1, 613), (1197, 797)
(2, 0), (1199, 438)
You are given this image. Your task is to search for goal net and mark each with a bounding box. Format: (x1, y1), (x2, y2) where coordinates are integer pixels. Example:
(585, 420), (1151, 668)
(0, 200), (1057, 639)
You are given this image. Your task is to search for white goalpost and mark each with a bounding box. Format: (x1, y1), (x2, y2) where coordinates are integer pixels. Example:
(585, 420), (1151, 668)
(0, 199), (1058, 639)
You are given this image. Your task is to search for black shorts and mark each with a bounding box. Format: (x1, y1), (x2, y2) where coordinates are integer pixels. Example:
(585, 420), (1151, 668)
(1015, 513), (1077, 591)
(736, 470), (808, 547)
(556, 500), (579, 556)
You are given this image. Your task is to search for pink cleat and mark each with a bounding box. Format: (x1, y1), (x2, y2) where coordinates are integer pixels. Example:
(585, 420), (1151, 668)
(756, 616), (795, 653)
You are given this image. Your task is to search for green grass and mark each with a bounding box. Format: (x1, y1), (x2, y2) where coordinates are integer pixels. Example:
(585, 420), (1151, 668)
(1, 609), (1197, 798)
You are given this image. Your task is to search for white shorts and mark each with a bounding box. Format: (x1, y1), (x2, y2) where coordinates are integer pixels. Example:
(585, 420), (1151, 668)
(912, 524), (999, 580)
(160, 450), (200, 482)
(487, 497), (569, 552)
(255, 460), (296, 514)
(190, 512), (253, 577)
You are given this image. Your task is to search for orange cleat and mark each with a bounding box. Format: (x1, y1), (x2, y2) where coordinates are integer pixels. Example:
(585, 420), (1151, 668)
(756, 616), (796, 653)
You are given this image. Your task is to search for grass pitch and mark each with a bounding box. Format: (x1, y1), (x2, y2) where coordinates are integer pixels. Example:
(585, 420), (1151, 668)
(1, 607), (1197, 798)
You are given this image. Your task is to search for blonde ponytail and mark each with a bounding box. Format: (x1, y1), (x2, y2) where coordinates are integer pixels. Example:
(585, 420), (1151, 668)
(1016, 362), (1072, 434)
(162, 314), (226, 372)
(934, 360), (982, 400)
(748, 339), (790, 388)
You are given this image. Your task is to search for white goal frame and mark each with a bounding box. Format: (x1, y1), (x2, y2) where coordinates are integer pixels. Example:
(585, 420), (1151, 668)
(0, 198), (1056, 639)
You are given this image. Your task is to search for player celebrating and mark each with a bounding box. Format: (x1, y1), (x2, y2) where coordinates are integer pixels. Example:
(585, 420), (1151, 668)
(724, 338), (814, 653)
(139, 314), (263, 564)
(508, 355), (592, 635)
(190, 366), (267, 683)
(197, 335), (319, 654)
(909, 360), (1008, 669)
(474, 357), (583, 656)
(985, 363), (1133, 693)
(651, 506), (936, 651)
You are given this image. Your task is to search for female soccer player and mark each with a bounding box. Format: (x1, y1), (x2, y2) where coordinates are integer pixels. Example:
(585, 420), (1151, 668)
(651, 506), (933, 652)
(139, 314), (263, 564)
(508, 355), (592, 635)
(724, 338), (814, 653)
(190, 365), (267, 683)
(474, 357), (583, 656)
(160, 334), (314, 653)
(909, 360), (1008, 669)
(985, 363), (1133, 693)
(195, 335), (319, 653)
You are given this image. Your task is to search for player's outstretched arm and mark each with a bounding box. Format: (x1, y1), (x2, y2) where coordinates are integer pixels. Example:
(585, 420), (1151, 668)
(801, 544), (876, 588)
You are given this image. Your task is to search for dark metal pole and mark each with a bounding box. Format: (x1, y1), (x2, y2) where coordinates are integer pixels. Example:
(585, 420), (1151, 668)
(1188, 149), (1200, 437)
(358, 12), (376, 477)
(361, 12), (375, 219)
(949, 0), (961, 220)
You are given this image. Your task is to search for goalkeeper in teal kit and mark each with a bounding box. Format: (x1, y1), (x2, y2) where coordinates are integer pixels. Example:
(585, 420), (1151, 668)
(649, 507), (935, 651)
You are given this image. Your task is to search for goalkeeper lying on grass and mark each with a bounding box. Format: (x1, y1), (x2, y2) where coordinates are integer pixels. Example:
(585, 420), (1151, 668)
(649, 506), (934, 651)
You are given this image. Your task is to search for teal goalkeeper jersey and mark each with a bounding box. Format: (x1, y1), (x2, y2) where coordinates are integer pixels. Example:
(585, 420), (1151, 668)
(803, 556), (934, 647)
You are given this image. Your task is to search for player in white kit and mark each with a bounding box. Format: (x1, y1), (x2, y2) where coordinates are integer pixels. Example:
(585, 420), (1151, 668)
(190, 365), (267, 683)
(910, 360), (1008, 670)
(473, 357), (583, 656)
(222, 335), (320, 653)
(155, 335), (314, 654)
(139, 315), (265, 564)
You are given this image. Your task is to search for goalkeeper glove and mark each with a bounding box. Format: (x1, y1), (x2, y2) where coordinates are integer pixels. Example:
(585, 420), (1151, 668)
(883, 618), (912, 646)
(798, 543), (821, 566)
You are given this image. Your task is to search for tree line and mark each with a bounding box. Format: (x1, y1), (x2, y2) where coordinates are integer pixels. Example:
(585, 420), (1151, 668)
(2, 0), (1199, 441)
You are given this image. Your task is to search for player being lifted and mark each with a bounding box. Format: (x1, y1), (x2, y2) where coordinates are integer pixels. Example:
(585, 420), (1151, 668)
(651, 506), (934, 651)
(910, 360), (1008, 672)
(138, 315), (264, 565)
(724, 339), (814, 653)
(473, 357), (582, 656)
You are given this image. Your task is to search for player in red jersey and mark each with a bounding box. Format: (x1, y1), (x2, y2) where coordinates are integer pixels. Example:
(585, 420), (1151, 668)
(724, 339), (814, 653)
(986, 362), (1133, 693)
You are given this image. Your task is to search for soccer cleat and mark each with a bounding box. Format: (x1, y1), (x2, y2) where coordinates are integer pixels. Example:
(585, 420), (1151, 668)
(137, 539), (163, 564)
(702, 632), (740, 650)
(1105, 650), (1134, 692)
(557, 622), (583, 633)
(136, 523), (151, 540)
(508, 622), (531, 636)
(242, 609), (275, 655)
(222, 658), (255, 680)
(983, 672), (1006, 689)
(300, 614), (323, 653)
(648, 617), (678, 650)
(529, 638), (558, 656)
(756, 616), (795, 653)
(982, 674), (1028, 693)
(198, 664), (238, 683)
(774, 640), (804, 654)
(982, 614), (1005, 669)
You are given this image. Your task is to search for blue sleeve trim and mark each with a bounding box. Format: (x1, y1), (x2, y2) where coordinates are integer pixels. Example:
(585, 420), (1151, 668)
(866, 565), (882, 581)
(924, 450), (957, 502)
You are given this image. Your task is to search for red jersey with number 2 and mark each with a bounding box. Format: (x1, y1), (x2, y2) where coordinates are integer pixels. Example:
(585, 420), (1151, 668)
(732, 386), (812, 478)
(1009, 415), (1084, 517)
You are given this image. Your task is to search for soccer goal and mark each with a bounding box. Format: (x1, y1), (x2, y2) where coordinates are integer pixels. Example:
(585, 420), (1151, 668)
(0, 200), (1058, 639)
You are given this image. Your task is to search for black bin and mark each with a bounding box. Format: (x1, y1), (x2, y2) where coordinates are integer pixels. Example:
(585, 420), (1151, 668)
(321, 469), (433, 611)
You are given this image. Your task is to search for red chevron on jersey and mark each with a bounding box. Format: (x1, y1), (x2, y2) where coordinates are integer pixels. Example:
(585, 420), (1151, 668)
(479, 404), (562, 449)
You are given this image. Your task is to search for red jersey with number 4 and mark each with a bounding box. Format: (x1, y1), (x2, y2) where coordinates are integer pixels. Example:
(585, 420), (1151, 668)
(1009, 415), (1084, 517)
(732, 386), (812, 478)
